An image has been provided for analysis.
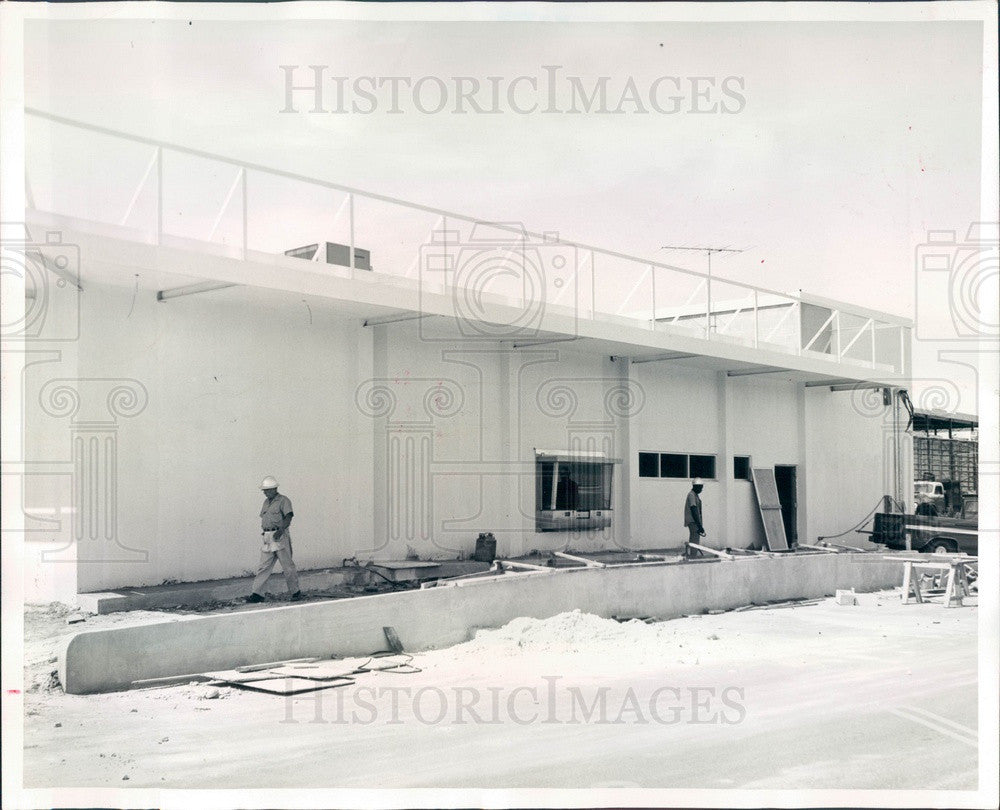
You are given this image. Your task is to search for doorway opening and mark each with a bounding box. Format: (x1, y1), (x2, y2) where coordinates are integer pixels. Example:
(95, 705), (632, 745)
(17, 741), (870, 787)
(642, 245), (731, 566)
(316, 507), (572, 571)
(774, 465), (798, 543)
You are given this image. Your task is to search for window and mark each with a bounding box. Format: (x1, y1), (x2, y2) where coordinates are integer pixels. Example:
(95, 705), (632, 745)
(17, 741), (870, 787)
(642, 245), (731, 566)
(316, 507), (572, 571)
(659, 453), (689, 479)
(638, 452), (717, 480)
(638, 453), (660, 478)
(733, 456), (751, 481)
(689, 455), (716, 479)
(536, 457), (614, 511)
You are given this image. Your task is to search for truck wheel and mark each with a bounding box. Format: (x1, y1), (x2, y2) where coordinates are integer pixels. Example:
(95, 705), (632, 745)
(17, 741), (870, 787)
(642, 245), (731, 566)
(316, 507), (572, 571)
(925, 539), (957, 554)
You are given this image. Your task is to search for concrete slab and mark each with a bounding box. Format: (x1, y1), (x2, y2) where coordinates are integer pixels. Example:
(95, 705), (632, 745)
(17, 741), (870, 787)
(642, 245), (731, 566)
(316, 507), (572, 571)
(73, 560), (492, 614)
(61, 552), (903, 693)
(74, 567), (351, 614)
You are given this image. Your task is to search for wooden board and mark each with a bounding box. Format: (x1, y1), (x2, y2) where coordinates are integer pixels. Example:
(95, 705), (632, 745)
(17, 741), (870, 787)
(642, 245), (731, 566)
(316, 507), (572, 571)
(751, 467), (789, 551)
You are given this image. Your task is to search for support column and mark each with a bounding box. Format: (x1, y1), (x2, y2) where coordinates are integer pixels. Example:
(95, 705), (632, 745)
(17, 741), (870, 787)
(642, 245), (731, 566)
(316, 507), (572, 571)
(717, 371), (731, 548)
(613, 355), (632, 550)
(370, 324), (389, 556)
(796, 383), (808, 545)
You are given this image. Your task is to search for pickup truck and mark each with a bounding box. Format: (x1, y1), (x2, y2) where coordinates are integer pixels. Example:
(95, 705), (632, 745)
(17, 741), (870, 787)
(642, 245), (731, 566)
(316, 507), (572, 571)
(869, 496), (979, 555)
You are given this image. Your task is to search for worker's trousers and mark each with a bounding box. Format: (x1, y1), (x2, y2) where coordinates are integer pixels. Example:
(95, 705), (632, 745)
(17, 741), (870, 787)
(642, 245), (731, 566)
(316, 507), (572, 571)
(251, 533), (300, 595)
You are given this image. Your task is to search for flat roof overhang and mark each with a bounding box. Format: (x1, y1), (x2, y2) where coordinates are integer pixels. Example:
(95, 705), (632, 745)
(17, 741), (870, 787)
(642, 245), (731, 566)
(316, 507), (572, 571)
(912, 412), (979, 432)
(24, 212), (910, 388)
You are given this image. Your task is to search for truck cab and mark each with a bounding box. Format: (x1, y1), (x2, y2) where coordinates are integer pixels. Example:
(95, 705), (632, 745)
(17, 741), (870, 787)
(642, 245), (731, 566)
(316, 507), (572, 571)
(913, 480), (945, 516)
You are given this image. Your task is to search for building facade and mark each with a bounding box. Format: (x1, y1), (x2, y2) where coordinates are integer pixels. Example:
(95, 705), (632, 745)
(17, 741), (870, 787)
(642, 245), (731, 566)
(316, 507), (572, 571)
(13, 111), (914, 602)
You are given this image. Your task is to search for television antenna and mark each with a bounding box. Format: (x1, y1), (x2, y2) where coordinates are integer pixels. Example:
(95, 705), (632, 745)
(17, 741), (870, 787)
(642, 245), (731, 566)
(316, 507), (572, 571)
(659, 245), (748, 326)
(659, 244), (746, 277)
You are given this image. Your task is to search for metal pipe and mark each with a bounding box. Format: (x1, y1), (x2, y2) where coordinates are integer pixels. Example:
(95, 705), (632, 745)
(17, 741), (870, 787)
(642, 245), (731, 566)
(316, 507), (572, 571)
(156, 281), (238, 301)
(362, 313), (433, 328)
(726, 367), (786, 377)
(630, 353), (700, 364)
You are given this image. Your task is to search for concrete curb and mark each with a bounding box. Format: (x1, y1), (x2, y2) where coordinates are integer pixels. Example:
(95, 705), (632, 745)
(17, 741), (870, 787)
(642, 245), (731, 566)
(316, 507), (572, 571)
(61, 553), (903, 693)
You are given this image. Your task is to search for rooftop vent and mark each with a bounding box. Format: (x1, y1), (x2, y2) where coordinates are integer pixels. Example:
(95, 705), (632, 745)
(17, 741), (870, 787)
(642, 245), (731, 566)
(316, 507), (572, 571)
(284, 242), (371, 271)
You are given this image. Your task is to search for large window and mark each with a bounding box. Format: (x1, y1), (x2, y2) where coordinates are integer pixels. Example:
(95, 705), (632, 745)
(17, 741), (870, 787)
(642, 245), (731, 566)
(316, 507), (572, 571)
(638, 452), (718, 480)
(537, 458), (614, 511)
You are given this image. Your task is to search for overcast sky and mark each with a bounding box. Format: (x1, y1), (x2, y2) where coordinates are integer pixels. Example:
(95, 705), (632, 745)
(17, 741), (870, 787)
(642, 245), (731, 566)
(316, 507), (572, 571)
(21, 16), (993, 413)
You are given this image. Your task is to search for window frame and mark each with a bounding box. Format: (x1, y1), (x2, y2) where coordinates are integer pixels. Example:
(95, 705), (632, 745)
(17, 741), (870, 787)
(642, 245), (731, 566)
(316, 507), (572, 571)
(636, 451), (719, 481)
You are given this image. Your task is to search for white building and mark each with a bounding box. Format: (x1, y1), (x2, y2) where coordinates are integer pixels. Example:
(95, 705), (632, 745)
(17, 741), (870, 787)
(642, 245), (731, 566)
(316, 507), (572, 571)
(14, 111), (913, 602)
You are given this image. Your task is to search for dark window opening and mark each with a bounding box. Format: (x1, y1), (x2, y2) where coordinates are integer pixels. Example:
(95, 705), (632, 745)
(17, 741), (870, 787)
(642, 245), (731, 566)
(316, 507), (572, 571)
(689, 455), (716, 479)
(638, 452), (660, 478)
(659, 453), (689, 479)
(733, 456), (751, 481)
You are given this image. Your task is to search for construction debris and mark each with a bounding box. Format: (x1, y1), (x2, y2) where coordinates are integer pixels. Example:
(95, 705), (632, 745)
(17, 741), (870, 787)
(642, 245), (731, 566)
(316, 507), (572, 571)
(383, 626), (404, 653)
(836, 589), (858, 606)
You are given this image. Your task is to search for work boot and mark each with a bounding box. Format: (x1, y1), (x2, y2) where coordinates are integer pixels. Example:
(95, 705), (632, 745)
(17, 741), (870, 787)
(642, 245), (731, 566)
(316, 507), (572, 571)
(246, 593), (265, 603)
(289, 591), (303, 601)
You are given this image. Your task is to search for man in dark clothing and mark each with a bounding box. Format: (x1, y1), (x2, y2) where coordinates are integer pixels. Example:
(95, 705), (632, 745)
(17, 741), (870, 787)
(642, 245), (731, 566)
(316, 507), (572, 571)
(683, 477), (706, 558)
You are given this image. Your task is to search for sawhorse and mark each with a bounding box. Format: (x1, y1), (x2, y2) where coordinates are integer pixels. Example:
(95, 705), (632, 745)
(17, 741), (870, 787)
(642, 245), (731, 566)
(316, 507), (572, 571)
(887, 555), (977, 607)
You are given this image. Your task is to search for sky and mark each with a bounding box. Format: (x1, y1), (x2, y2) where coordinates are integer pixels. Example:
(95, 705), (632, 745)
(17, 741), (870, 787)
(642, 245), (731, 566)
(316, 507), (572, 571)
(18, 14), (995, 414)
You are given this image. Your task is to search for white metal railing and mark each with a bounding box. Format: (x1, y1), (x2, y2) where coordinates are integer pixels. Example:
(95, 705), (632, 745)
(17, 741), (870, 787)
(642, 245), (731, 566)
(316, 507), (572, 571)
(23, 108), (910, 374)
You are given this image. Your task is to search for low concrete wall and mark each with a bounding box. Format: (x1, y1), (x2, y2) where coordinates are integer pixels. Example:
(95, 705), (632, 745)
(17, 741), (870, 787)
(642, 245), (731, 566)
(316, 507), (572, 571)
(61, 553), (903, 693)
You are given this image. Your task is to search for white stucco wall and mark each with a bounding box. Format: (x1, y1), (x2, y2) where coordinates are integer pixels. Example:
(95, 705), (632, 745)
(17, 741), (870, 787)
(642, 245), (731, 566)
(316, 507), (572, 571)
(629, 363), (722, 549)
(21, 267), (908, 599)
(25, 276), (376, 592)
(803, 385), (910, 546)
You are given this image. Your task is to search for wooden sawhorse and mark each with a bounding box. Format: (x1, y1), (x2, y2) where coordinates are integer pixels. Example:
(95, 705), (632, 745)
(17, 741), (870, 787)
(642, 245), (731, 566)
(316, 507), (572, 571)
(886, 555), (978, 607)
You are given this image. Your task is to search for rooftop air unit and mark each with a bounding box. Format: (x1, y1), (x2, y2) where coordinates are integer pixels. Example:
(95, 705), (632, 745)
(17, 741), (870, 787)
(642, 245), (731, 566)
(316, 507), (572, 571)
(284, 242), (371, 271)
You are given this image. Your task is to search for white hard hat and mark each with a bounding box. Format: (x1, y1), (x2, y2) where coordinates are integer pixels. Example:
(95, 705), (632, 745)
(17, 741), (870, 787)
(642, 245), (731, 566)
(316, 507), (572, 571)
(260, 475), (280, 490)
(692, 478), (704, 486)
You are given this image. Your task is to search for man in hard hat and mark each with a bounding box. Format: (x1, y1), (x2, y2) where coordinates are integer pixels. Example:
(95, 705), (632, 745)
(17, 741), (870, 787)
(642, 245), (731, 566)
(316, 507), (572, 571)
(683, 477), (707, 558)
(247, 476), (302, 602)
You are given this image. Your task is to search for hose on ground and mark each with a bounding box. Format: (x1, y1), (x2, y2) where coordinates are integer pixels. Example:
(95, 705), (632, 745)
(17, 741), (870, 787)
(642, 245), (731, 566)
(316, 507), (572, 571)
(816, 498), (887, 542)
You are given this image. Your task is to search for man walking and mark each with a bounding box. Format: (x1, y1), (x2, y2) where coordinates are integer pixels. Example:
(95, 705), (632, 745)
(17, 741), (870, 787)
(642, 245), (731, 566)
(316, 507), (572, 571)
(247, 476), (302, 602)
(683, 477), (706, 558)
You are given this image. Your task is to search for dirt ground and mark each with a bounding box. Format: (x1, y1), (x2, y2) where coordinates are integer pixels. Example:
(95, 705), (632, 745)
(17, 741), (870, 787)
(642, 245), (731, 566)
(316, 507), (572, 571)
(20, 587), (979, 791)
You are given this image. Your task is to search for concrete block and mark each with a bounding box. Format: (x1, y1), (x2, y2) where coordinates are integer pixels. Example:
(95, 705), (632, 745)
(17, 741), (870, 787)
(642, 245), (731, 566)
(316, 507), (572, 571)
(61, 553), (903, 693)
(835, 589), (858, 606)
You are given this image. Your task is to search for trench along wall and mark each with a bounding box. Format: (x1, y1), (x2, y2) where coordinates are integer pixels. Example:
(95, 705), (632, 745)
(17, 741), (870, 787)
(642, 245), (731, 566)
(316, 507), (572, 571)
(62, 553), (903, 693)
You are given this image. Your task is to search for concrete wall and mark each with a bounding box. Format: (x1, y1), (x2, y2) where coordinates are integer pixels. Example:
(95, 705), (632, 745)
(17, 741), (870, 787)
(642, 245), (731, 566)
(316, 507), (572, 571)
(368, 327), (632, 559)
(25, 276), (376, 593)
(60, 553), (905, 693)
(803, 386), (906, 545)
(630, 363), (721, 548)
(22, 258), (907, 599)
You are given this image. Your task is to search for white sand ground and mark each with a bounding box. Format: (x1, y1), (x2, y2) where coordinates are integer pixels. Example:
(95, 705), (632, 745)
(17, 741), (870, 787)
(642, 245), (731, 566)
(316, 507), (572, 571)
(21, 588), (977, 790)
